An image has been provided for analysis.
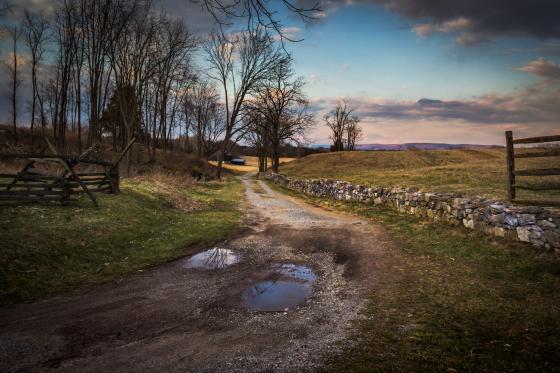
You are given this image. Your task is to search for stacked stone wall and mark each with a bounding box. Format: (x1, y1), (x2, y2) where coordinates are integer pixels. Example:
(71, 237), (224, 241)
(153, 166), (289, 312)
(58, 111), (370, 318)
(260, 172), (560, 251)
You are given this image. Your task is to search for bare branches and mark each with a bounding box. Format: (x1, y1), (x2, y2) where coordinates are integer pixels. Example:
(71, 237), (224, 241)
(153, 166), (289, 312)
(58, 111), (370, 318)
(23, 8), (49, 142)
(325, 100), (362, 151)
(205, 26), (287, 177)
(244, 58), (314, 172)
(183, 80), (225, 157)
(4, 25), (22, 142)
(198, 0), (322, 44)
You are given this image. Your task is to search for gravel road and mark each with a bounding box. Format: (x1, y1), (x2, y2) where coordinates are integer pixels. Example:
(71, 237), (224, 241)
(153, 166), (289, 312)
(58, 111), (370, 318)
(0, 176), (396, 372)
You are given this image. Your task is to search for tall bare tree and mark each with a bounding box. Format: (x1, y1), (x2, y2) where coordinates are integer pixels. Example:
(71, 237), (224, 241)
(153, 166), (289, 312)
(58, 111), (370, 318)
(23, 9), (48, 144)
(183, 80), (225, 158)
(5, 25), (22, 143)
(244, 111), (270, 171)
(325, 100), (360, 151)
(109, 3), (159, 171)
(51, 0), (81, 150)
(345, 116), (362, 150)
(245, 59), (313, 172)
(205, 28), (287, 178)
(80, 0), (138, 146)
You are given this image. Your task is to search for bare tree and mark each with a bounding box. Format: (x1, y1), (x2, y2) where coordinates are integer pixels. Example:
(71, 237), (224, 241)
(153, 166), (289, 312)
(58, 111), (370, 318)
(109, 3), (159, 171)
(23, 9), (49, 144)
(51, 0), (80, 150)
(4, 25), (22, 143)
(345, 116), (362, 150)
(80, 0), (138, 146)
(183, 80), (225, 158)
(144, 15), (196, 158)
(244, 111), (270, 171)
(245, 59), (313, 172)
(325, 100), (360, 151)
(205, 28), (287, 178)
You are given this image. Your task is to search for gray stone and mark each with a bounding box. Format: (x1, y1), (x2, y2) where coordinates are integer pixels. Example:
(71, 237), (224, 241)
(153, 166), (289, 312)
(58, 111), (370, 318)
(517, 226), (531, 242)
(488, 213), (506, 225)
(517, 214), (536, 225)
(261, 172), (560, 251)
(504, 214), (518, 227)
(537, 219), (556, 228)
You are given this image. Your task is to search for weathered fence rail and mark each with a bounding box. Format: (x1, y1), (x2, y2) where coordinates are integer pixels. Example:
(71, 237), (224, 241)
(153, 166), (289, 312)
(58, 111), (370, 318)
(0, 138), (133, 207)
(506, 131), (560, 200)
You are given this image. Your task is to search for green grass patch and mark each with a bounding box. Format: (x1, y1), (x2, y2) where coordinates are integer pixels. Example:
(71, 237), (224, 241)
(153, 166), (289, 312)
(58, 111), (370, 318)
(268, 181), (560, 372)
(0, 175), (244, 305)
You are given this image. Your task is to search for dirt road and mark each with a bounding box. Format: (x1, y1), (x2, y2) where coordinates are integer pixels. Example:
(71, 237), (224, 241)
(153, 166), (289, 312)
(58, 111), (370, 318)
(0, 177), (396, 372)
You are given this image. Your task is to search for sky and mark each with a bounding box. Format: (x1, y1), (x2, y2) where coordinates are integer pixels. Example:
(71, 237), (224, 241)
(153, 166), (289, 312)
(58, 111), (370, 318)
(1, 0), (560, 146)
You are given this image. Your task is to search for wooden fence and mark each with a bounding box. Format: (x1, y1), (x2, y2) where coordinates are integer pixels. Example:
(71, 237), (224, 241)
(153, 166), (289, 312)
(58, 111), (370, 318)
(505, 131), (560, 200)
(0, 138), (134, 207)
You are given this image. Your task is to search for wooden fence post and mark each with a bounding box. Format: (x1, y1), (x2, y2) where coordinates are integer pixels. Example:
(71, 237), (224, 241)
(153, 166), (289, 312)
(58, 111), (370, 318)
(505, 130), (515, 200)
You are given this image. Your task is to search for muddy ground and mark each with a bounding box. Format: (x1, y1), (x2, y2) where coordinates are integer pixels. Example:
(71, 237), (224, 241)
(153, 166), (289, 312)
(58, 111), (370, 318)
(0, 177), (397, 372)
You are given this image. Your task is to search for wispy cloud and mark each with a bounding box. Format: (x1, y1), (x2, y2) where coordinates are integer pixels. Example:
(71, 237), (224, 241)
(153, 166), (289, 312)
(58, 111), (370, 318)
(519, 58), (560, 80)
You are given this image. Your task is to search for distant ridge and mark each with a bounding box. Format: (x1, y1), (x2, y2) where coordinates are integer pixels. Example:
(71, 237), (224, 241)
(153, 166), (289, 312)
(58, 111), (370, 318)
(355, 143), (502, 151)
(310, 143), (502, 151)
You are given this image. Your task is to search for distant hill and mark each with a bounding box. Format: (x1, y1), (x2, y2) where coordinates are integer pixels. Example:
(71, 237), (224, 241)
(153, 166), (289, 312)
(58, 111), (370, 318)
(355, 143), (502, 151)
(310, 143), (502, 151)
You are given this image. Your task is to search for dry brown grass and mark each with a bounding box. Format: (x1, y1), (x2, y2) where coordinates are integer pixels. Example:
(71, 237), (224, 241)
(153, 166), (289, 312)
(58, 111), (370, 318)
(281, 148), (560, 203)
(210, 156), (296, 173)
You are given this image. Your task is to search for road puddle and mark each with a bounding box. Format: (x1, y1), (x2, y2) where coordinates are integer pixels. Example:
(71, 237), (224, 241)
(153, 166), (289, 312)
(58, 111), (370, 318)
(241, 264), (317, 312)
(182, 248), (241, 269)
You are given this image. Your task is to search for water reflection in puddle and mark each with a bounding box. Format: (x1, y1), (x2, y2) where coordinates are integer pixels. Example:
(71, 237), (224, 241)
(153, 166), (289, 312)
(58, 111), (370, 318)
(183, 248), (241, 269)
(242, 264), (317, 312)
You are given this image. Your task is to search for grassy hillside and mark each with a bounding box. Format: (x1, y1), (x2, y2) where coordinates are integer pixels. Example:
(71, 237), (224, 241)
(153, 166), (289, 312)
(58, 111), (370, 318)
(281, 148), (560, 202)
(0, 174), (243, 305)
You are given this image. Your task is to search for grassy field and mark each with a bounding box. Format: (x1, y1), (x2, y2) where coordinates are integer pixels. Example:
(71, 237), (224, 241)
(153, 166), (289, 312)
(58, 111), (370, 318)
(0, 173), (244, 305)
(281, 148), (560, 203)
(267, 181), (560, 372)
(210, 156), (296, 173)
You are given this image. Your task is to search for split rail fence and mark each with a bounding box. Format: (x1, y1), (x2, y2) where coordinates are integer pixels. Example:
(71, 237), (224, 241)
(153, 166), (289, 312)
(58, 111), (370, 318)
(0, 138), (135, 207)
(505, 131), (560, 200)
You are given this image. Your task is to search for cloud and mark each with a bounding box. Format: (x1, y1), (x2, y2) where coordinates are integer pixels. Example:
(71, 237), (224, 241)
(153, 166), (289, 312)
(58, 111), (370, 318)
(519, 58), (560, 79)
(314, 0), (560, 44)
(308, 80), (560, 144)
(412, 16), (484, 46)
(356, 81), (560, 124)
(274, 26), (302, 41)
(341, 63), (351, 71)
(413, 16), (471, 37)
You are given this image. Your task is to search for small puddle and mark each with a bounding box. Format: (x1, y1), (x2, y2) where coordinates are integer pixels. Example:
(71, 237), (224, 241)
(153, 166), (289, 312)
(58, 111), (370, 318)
(241, 264), (317, 312)
(182, 248), (241, 269)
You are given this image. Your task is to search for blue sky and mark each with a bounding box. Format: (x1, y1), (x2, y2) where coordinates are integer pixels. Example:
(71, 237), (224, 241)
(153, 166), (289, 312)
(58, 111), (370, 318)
(273, 2), (560, 145)
(291, 5), (538, 100)
(1, 0), (559, 145)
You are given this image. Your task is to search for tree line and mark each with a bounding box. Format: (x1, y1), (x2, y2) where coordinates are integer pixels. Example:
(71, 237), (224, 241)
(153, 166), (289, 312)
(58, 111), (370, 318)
(2, 0), (361, 176)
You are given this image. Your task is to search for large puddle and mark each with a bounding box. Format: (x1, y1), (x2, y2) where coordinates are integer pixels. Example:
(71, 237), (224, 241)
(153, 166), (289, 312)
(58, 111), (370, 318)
(182, 248), (241, 269)
(241, 264), (317, 312)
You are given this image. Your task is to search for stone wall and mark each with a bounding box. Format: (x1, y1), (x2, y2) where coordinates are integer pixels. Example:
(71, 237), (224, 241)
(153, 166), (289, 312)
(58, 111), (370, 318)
(260, 172), (560, 251)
